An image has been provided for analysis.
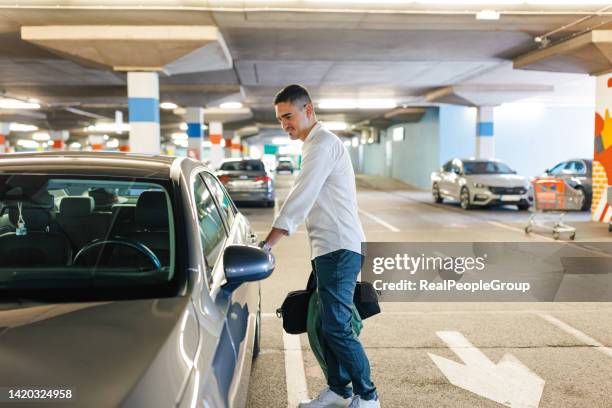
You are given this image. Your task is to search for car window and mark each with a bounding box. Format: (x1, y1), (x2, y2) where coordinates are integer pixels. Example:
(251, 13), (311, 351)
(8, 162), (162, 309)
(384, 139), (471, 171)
(193, 176), (227, 280)
(201, 172), (235, 228)
(569, 161), (586, 174)
(0, 175), (175, 300)
(463, 161), (514, 175)
(442, 161), (452, 172)
(548, 162), (568, 175)
(219, 160), (265, 171)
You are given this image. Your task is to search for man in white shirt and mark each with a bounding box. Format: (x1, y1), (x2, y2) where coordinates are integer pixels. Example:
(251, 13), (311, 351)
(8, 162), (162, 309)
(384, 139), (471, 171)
(261, 85), (379, 408)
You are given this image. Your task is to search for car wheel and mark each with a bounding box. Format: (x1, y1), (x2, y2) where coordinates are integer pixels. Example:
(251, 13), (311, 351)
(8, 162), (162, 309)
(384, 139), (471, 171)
(460, 187), (472, 210)
(575, 187), (590, 211)
(517, 202), (530, 211)
(432, 184), (443, 203)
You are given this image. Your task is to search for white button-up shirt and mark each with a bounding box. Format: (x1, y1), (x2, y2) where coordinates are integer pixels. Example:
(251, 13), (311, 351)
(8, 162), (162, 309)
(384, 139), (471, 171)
(273, 122), (365, 259)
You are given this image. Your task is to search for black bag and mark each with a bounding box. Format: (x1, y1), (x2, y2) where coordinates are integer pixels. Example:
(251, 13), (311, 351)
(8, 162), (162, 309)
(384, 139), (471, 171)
(353, 281), (381, 320)
(277, 273), (381, 334)
(276, 273), (316, 334)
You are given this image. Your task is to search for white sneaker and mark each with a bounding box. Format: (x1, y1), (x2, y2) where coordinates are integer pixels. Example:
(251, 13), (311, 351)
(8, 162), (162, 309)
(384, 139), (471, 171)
(348, 396), (381, 408)
(298, 388), (352, 408)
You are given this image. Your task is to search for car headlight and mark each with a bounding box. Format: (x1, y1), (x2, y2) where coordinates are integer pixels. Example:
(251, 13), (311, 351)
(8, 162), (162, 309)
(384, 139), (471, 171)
(472, 182), (487, 189)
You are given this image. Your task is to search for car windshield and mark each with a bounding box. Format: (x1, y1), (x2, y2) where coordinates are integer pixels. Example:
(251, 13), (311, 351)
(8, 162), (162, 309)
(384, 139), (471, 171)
(0, 174), (175, 301)
(463, 161), (514, 175)
(220, 160), (265, 171)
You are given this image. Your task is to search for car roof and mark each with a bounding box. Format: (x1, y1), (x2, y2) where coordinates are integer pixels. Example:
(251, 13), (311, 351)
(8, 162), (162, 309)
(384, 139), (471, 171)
(0, 151), (180, 179)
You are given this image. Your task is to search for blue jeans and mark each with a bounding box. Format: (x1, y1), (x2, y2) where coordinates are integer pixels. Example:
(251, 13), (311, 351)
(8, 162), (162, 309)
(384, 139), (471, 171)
(312, 249), (377, 401)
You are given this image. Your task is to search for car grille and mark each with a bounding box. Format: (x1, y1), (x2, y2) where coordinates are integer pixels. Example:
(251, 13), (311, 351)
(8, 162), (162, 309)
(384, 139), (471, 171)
(489, 186), (526, 195)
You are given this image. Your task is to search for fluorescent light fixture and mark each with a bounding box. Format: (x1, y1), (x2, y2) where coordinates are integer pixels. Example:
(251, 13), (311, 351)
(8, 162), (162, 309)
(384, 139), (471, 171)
(69, 142), (82, 150)
(219, 102), (243, 109)
(0, 98), (40, 110)
(318, 99), (396, 110)
(17, 139), (39, 148)
(368, 137), (374, 144)
(10, 123), (38, 132)
(171, 132), (188, 140)
(476, 9), (500, 20)
(106, 138), (119, 148)
(392, 127), (405, 142)
(272, 137), (290, 145)
(103, 134), (109, 140)
(179, 123), (188, 131)
(32, 132), (50, 141)
(351, 137), (359, 148)
(160, 101), (178, 110)
(321, 121), (348, 131)
(85, 122), (131, 133)
(343, 140), (351, 147)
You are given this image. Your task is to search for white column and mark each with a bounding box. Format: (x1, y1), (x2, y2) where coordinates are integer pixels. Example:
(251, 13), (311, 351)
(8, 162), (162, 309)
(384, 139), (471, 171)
(127, 72), (160, 154)
(118, 138), (130, 152)
(593, 73), (612, 222)
(0, 122), (9, 154)
(209, 121), (224, 168)
(224, 133), (233, 158)
(186, 107), (204, 160)
(89, 135), (104, 151)
(231, 133), (241, 158)
(475, 106), (495, 159)
(50, 130), (68, 150)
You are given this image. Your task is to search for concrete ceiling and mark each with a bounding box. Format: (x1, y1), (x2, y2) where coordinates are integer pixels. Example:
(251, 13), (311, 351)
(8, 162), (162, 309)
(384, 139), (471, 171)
(0, 2), (607, 143)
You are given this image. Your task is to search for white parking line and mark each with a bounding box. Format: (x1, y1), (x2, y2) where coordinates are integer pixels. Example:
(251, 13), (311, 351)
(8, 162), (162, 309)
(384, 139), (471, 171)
(358, 209), (400, 232)
(536, 313), (612, 358)
(283, 332), (309, 408)
(487, 220), (555, 241)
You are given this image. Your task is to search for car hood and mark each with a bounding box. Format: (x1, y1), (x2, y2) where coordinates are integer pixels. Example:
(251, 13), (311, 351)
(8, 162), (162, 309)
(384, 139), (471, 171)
(465, 174), (527, 187)
(0, 297), (189, 407)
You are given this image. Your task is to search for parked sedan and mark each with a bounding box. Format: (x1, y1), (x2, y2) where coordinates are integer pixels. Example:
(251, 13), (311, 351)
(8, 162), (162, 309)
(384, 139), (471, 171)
(276, 157), (294, 174)
(542, 159), (592, 211)
(216, 159), (275, 207)
(0, 151), (274, 408)
(431, 158), (531, 210)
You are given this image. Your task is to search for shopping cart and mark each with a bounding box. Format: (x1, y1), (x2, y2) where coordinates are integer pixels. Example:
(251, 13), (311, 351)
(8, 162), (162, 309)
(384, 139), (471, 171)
(524, 177), (584, 240)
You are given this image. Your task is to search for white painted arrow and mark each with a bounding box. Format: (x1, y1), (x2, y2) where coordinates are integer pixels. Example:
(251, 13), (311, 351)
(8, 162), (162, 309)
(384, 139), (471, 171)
(428, 331), (545, 408)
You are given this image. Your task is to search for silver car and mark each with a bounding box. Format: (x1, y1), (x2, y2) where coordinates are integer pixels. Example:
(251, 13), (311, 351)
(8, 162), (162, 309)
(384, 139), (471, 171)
(216, 159), (275, 207)
(431, 158), (531, 210)
(0, 151), (273, 408)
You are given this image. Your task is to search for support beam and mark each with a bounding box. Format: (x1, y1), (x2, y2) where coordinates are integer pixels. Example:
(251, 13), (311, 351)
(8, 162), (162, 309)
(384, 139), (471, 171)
(127, 72), (160, 155)
(186, 107), (204, 160)
(476, 106), (495, 159)
(209, 122), (224, 169)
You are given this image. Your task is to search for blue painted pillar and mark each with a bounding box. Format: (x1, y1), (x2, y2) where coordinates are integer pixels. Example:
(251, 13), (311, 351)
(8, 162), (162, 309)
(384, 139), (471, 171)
(127, 72), (160, 154)
(476, 106), (495, 159)
(186, 107), (204, 160)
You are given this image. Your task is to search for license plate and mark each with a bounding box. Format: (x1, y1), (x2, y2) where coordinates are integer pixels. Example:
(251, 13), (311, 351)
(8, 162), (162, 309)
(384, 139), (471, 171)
(500, 195), (521, 202)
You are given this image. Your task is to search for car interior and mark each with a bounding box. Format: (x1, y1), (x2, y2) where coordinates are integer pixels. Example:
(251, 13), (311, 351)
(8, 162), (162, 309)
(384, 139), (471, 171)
(0, 176), (174, 287)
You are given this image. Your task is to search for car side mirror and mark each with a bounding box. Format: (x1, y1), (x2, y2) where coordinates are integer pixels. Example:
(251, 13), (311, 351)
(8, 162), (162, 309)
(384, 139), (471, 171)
(222, 244), (275, 292)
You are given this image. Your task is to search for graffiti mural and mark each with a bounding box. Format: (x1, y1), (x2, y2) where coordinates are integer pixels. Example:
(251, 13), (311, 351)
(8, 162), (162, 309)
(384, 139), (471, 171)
(593, 74), (612, 222)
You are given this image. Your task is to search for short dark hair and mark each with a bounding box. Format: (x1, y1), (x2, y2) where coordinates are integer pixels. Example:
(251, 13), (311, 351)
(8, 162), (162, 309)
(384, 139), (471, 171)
(274, 84), (312, 106)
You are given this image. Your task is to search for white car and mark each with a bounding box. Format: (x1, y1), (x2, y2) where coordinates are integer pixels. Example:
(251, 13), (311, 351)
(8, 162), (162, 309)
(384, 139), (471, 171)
(431, 158), (531, 210)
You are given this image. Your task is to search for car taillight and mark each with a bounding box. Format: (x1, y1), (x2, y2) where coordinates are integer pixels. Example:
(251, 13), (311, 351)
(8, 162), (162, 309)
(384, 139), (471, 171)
(218, 175), (230, 184)
(255, 176), (271, 183)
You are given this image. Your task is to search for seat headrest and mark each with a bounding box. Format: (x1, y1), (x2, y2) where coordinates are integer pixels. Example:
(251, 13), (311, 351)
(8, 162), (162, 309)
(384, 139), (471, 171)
(88, 188), (117, 210)
(60, 197), (94, 217)
(8, 207), (51, 231)
(135, 191), (168, 229)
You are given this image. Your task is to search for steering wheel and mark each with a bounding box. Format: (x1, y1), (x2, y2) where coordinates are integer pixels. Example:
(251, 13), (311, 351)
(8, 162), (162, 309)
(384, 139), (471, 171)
(73, 238), (162, 270)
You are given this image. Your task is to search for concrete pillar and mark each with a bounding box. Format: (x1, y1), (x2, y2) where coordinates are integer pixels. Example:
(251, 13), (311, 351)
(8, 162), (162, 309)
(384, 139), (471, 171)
(209, 121), (224, 168)
(0, 122), (9, 154)
(118, 138), (130, 152)
(127, 72), (160, 154)
(186, 107), (204, 160)
(89, 135), (104, 151)
(50, 130), (68, 150)
(593, 73), (612, 222)
(476, 106), (495, 159)
(224, 134), (233, 157)
(232, 134), (241, 158)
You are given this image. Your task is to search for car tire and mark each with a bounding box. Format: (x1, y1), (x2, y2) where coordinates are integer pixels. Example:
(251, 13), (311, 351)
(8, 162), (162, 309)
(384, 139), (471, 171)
(432, 184), (443, 203)
(575, 187), (590, 211)
(517, 202), (530, 211)
(460, 187), (472, 210)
